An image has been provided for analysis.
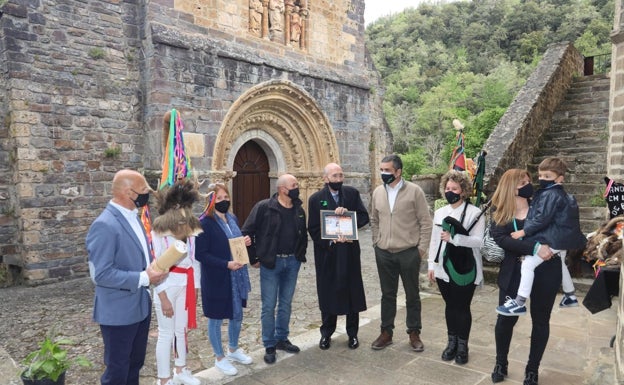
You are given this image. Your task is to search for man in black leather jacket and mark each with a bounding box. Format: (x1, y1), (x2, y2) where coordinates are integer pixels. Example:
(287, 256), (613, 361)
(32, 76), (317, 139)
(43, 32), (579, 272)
(242, 173), (307, 365)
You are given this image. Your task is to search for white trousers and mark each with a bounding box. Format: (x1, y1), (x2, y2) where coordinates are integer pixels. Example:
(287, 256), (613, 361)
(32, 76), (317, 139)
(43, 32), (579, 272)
(517, 249), (574, 299)
(154, 285), (188, 379)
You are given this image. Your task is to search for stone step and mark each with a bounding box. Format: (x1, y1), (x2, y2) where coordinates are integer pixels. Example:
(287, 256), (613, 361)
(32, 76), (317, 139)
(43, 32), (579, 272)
(562, 87), (610, 98)
(567, 77), (610, 89)
(549, 116), (609, 128)
(564, 173), (607, 184)
(562, 183), (611, 195)
(542, 128), (608, 140)
(528, 159), (607, 174)
(553, 101), (609, 113)
(535, 145), (608, 157)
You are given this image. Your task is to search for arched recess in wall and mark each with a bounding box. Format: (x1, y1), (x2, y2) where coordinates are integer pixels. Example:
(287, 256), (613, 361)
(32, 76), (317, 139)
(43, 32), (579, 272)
(212, 79), (339, 201)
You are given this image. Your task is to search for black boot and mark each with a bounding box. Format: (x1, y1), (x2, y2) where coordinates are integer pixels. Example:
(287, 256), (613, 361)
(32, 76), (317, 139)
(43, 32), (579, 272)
(491, 362), (508, 383)
(441, 334), (457, 361)
(523, 370), (538, 385)
(455, 338), (469, 365)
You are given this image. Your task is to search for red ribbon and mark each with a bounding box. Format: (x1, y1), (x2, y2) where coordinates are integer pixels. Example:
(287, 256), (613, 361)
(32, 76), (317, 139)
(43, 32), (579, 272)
(169, 265), (197, 329)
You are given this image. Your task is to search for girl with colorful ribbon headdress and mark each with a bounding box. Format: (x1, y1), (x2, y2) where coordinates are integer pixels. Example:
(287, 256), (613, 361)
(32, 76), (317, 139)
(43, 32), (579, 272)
(151, 109), (202, 385)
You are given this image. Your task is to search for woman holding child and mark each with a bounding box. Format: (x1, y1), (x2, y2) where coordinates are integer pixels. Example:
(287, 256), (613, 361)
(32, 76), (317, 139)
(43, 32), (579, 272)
(489, 168), (558, 385)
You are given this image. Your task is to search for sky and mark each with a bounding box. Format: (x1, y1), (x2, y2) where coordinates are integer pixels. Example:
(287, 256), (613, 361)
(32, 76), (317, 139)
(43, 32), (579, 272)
(364, 0), (429, 25)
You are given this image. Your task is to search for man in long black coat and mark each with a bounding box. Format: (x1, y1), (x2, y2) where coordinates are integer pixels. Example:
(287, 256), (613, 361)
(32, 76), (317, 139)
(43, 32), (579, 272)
(308, 163), (369, 350)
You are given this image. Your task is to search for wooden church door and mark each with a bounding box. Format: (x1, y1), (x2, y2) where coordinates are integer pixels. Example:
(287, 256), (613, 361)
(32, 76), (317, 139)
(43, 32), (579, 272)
(233, 140), (270, 224)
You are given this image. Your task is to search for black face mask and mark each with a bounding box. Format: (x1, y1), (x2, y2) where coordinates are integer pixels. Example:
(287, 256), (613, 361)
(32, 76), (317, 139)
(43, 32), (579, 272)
(287, 187), (300, 201)
(517, 183), (534, 199)
(444, 191), (461, 204)
(132, 190), (150, 208)
(539, 179), (556, 189)
(327, 181), (343, 191)
(215, 200), (230, 214)
(381, 172), (396, 185)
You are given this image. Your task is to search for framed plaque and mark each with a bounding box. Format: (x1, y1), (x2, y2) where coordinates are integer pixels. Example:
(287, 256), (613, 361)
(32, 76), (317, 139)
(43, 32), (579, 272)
(320, 210), (358, 240)
(228, 236), (250, 264)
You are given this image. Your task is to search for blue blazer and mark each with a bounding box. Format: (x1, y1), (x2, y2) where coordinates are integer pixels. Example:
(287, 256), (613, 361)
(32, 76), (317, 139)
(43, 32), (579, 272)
(86, 203), (151, 326)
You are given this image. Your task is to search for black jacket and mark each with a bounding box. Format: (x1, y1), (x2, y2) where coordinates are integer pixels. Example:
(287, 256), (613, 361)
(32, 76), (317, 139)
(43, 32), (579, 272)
(523, 185), (586, 250)
(491, 217), (537, 294)
(308, 184), (369, 314)
(241, 193), (307, 269)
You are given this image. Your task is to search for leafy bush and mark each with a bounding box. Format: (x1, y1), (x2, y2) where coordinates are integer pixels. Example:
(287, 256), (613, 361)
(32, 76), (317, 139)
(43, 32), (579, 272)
(22, 336), (91, 381)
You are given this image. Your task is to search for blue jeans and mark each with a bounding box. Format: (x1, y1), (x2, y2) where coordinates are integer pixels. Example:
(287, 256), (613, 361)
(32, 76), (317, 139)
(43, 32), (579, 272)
(260, 255), (301, 348)
(208, 317), (242, 358)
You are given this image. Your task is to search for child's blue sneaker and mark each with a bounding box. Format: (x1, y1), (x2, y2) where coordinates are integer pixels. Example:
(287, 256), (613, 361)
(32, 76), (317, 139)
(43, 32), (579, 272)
(559, 295), (579, 308)
(496, 297), (527, 316)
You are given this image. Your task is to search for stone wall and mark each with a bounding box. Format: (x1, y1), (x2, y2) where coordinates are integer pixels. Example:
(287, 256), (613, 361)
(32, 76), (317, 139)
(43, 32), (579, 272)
(0, 2), (19, 284)
(0, 0), (146, 283)
(482, 42), (584, 194)
(0, 0), (388, 283)
(609, 1), (624, 381)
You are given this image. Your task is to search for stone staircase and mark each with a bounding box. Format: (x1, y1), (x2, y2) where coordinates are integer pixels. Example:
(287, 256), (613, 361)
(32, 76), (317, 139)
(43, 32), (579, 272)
(529, 73), (611, 280)
(530, 74), (610, 234)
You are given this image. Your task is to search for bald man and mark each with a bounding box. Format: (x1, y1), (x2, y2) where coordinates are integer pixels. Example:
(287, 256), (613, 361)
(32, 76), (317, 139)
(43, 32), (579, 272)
(242, 174), (308, 365)
(86, 169), (167, 385)
(308, 163), (369, 350)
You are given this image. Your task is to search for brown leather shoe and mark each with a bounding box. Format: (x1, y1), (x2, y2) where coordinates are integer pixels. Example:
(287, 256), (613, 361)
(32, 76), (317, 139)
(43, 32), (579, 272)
(409, 331), (424, 352)
(371, 330), (393, 350)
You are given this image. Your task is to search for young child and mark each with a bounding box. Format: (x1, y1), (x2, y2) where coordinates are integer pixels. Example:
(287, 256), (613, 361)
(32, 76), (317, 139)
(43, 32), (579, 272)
(496, 157), (587, 316)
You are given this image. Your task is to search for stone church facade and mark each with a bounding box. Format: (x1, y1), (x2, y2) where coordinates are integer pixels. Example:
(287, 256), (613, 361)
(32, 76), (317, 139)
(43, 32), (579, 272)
(0, 0), (391, 283)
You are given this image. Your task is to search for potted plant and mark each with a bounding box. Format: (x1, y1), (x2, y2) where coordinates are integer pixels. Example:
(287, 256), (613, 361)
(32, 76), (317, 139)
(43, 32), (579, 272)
(21, 336), (91, 385)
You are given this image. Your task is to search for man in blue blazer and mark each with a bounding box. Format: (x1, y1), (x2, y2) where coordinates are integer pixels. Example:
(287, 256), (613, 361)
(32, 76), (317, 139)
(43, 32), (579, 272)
(86, 169), (167, 385)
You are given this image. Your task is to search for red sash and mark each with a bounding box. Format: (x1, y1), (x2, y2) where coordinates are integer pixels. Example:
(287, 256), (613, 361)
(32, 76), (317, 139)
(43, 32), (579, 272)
(169, 265), (197, 329)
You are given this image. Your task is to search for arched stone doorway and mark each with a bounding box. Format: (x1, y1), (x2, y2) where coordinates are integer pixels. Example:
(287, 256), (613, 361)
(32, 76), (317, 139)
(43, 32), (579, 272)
(212, 80), (339, 213)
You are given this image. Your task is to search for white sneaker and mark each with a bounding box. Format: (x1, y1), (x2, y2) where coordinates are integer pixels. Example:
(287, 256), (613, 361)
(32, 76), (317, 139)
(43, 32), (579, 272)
(156, 380), (173, 385)
(226, 348), (253, 365)
(496, 296), (527, 316)
(559, 295), (579, 308)
(172, 367), (200, 385)
(215, 357), (238, 376)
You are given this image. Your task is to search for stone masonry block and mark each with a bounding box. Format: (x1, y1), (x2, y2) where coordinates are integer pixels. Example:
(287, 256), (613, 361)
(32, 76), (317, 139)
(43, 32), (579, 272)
(183, 132), (205, 157)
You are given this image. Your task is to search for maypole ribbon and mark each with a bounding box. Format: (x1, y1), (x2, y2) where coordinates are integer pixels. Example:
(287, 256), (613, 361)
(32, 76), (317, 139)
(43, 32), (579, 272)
(199, 190), (216, 221)
(140, 206), (156, 261)
(160, 109), (192, 189)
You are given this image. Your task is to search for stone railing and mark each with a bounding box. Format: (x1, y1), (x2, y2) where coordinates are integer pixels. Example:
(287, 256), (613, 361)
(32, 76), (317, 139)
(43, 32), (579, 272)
(482, 42), (584, 194)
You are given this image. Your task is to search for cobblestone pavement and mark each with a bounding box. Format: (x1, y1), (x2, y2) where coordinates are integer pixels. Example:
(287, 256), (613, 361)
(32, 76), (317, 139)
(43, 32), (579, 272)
(1, 229), (618, 385)
(0, 229), (386, 385)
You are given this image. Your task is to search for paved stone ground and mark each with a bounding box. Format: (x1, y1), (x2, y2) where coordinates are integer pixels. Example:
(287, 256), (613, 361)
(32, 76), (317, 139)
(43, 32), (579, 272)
(0, 229), (619, 384)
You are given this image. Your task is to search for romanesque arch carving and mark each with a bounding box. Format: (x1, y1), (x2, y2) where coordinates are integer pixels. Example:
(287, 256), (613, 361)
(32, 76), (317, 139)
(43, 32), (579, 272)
(212, 79), (338, 192)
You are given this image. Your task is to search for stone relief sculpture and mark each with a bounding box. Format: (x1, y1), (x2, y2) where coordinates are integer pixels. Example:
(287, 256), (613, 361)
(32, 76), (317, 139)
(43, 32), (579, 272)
(249, 0), (263, 36)
(268, 0), (285, 32)
(290, 6), (302, 44)
(249, 0), (307, 48)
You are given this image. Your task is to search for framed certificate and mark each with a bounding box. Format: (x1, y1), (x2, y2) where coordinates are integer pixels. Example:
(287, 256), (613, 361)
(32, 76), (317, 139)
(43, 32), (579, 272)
(228, 236), (250, 264)
(320, 210), (358, 240)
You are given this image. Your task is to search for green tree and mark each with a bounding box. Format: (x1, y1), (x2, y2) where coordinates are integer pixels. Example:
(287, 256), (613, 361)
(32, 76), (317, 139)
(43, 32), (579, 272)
(366, 0), (612, 172)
